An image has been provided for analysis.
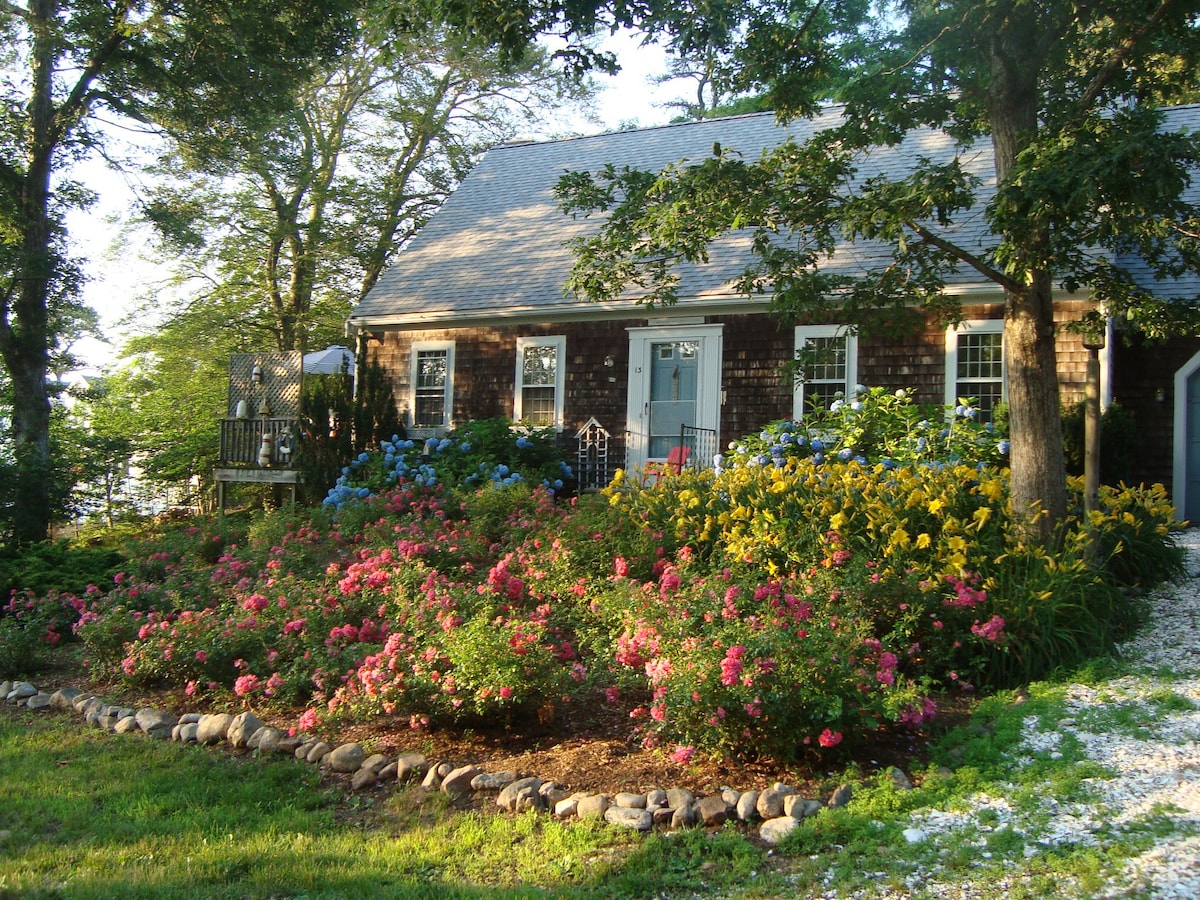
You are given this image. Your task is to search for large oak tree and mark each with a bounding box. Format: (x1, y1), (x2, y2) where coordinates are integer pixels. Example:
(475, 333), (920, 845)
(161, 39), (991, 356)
(533, 0), (1200, 543)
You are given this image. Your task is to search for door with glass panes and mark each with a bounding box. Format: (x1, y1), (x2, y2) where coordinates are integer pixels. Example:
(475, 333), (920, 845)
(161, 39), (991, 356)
(625, 325), (722, 473)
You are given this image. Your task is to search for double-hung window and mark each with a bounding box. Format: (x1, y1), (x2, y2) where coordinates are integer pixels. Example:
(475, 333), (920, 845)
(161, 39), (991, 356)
(793, 325), (857, 418)
(945, 320), (1004, 421)
(411, 341), (454, 430)
(514, 335), (566, 429)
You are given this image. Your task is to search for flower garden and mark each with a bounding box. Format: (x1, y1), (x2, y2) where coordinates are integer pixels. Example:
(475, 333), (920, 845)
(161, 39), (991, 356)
(2, 391), (1184, 766)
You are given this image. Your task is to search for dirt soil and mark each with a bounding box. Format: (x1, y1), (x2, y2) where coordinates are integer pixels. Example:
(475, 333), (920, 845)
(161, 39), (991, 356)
(34, 648), (970, 801)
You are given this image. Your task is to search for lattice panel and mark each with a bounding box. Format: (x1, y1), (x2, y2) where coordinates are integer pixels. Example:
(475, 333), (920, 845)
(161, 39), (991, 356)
(227, 352), (302, 419)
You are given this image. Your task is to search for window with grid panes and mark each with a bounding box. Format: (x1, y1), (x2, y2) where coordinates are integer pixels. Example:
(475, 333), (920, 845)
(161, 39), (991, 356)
(954, 329), (1004, 421)
(515, 338), (563, 427)
(793, 327), (857, 417)
(413, 346), (449, 427)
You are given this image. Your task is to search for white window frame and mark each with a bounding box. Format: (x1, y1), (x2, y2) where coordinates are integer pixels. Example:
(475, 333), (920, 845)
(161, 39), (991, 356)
(409, 340), (455, 432)
(792, 325), (858, 419)
(514, 335), (566, 430)
(945, 319), (1005, 413)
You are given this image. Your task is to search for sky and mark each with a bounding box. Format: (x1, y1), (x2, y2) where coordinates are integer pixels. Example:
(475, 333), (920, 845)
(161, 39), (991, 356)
(67, 30), (685, 371)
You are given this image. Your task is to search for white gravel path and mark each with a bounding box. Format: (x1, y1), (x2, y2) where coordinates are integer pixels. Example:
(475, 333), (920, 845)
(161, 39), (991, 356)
(827, 528), (1200, 899)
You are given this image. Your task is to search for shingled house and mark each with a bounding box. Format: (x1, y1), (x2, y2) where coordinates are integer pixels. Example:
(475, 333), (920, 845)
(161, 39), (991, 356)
(346, 107), (1200, 519)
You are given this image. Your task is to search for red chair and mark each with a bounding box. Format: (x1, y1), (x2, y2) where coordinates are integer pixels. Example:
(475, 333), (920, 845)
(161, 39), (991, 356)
(643, 445), (691, 485)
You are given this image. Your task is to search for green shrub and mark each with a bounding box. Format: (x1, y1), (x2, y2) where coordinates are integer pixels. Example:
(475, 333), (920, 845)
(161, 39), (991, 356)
(1061, 400), (1139, 485)
(0, 541), (125, 599)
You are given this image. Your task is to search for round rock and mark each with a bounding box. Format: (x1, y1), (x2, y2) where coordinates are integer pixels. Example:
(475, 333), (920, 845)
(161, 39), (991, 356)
(759, 816), (801, 846)
(325, 742), (365, 773)
(227, 712), (264, 749)
(605, 807), (653, 831)
(196, 713), (234, 745)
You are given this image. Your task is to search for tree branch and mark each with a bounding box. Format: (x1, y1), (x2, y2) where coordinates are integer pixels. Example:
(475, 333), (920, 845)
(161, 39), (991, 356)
(1071, 0), (1177, 117)
(50, 5), (136, 148)
(906, 219), (1023, 293)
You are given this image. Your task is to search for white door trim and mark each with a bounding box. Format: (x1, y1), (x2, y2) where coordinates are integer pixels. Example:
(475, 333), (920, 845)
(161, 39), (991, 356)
(1173, 349), (1200, 519)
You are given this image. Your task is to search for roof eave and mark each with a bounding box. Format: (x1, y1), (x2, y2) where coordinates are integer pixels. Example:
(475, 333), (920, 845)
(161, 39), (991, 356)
(346, 282), (1067, 333)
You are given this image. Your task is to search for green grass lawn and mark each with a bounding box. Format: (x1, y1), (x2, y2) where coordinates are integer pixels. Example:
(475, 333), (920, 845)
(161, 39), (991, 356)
(3, 671), (1190, 900)
(0, 708), (770, 899)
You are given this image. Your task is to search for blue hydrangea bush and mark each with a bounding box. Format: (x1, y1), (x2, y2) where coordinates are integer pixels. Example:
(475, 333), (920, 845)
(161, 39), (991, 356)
(719, 386), (1009, 473)
(324, 417), (574, 510)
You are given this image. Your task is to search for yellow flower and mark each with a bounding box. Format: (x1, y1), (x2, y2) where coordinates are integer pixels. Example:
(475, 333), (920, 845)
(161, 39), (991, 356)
(928, 498), (946, 515)
(916, 533), (932, 549)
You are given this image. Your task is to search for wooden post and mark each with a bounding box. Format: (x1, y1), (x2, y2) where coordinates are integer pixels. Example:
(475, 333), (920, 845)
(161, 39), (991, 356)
(1082, 328), (1105, 563)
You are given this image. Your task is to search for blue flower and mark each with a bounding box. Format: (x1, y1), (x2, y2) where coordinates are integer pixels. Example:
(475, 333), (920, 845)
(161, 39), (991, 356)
(998, 439), (1011, 455)
(810, 439), (825, 452)
(516, 436), (533, 450)
(838, 448), (853, 461)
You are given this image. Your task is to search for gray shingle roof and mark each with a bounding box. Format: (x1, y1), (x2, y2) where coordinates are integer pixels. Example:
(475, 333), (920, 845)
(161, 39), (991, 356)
(350, 105), (1200, 327)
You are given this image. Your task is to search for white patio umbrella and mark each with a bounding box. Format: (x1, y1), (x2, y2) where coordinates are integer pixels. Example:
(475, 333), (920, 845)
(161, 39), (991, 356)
(302, 345), (354, 375)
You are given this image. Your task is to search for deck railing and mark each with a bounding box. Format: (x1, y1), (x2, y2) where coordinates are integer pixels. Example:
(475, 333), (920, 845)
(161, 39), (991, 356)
(219, 417), (300, 468)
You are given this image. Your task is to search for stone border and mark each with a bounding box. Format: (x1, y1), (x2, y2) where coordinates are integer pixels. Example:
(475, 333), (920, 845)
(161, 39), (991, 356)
(2, 679), (868, 846)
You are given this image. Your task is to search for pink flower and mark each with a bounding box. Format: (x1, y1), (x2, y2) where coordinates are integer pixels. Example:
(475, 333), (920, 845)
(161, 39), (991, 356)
(613, 556), (630, 578)
(645, 657), (674, 685)
(499, 686), (514, 700)
(658, 566), (681, 598)
(604, 686), (621, 704)
(818, 728), (843, 748)
(195, 650), (208, 663)
(720, 645), (746, 686)
(670, 744), (696, 765)
(971, 614), (1007, 643)
(242, 593), (269, 612)
(234, 673), (260, 697)
(296, 708), (320, 733)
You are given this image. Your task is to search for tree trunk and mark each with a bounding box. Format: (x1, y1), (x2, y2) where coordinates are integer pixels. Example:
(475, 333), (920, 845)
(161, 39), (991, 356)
(3, 0), (58, 544)
(988, 7), (1068, 544)
(1004, 276), (1068, 543)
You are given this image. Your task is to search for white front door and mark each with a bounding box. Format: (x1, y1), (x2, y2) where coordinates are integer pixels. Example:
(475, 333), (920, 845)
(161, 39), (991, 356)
(626, 325), (723, 473)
